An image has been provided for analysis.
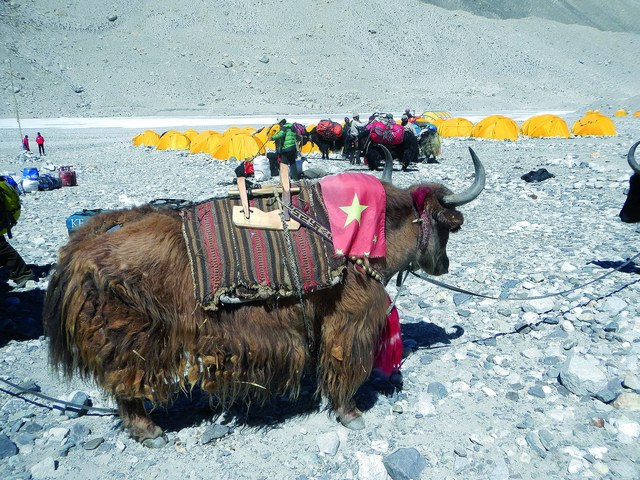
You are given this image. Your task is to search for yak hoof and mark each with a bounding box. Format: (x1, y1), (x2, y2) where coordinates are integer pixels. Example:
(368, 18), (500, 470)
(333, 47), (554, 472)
(339, 410), (366, 430)
(142, 435), (168, 449)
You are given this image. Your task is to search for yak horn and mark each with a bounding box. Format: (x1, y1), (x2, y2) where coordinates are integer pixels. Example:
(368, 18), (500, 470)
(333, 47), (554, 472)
(441, 147), (486, 207)
(381, 145), (394, 184)
(628, 140), (640, 173)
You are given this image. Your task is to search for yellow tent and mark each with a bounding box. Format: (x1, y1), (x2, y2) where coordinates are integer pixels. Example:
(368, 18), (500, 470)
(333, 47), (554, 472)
(471, 115), (519, 141)
(132, 130), (160, 147)
(190, 133), (223, 155)
(253, 124), (280, 153)
(213, 134), (260, 161)
(301, 140), (320, 154)
(521, 114), (570, 138)
(614, 109), (627, 117)
(183, 129), (200, 141)
(156, 133), (191, 150)
(160, 130), (181, 138)
(418, 111), (452, 124)
(436, 117), (474, 137)
(571, 113), (616, 136)
(222, 126), (242, 140)
(189, 130), (219, 151)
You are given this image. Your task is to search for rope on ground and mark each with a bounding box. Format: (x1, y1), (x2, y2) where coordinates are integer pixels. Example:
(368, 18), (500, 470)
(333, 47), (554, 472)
(0, 377), (117, 415)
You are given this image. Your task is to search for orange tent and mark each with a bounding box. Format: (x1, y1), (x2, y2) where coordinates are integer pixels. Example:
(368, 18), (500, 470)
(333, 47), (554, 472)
(190, 133), (223, 155)
(471, 115), (519, 141)
(521, 114), (570, 138)
(634, 111), (640, 117)
(436, 118), (474, 137)
(213, 134), (260, 161)
(571, 113), (616, 136)
(182, 129), (200, 141)
(132, 130), (160, 147)
(156, 133), (190, 150)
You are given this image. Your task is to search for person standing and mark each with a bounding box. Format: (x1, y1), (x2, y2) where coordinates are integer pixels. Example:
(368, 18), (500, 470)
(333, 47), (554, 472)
(271, 118), (302, 182)
(35, 132), (45, 155)
(22, 135), (30, 152)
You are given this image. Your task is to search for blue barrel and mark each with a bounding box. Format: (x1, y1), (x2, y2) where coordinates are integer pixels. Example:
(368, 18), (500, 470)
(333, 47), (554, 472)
(22, 167), (39, 180)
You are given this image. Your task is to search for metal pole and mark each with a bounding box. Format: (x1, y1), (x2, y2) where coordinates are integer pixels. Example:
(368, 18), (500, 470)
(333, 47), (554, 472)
(8, 59), (23, 141)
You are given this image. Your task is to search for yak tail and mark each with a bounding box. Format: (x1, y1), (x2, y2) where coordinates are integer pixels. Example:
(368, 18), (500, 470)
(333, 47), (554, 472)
(42, 261), (76, 378)
(42, 253), (100, 380)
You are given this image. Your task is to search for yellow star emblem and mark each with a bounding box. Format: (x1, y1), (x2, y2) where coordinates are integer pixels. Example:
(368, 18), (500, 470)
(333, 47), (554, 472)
(339, 194), (368, 227)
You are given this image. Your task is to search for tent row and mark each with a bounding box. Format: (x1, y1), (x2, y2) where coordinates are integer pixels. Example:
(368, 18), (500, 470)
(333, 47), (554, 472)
(134, 111), (630, 158)
(133, 124), (323, 160)
(423, 112), (620, 140)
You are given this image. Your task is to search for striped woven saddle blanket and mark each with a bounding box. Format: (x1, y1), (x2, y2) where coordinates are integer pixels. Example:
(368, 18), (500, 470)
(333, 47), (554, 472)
(181, 182), (345, 310)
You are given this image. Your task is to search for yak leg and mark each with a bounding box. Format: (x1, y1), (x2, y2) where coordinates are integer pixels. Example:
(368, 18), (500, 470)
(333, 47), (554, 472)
(319, 284), (388, 431)
(117, 398), (166, 448)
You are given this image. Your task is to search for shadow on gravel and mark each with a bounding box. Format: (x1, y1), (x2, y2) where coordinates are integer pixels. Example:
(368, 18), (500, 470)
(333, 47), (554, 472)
(0, 264), (53, 347)
(149, 370), (402, 434)
(149, 376), (324, 435)
(401, 320), (465, 349)
(589, 259), (640, 275)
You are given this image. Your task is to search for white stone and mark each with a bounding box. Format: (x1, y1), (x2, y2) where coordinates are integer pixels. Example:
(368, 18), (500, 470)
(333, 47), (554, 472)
(370, 439), (388, 453)
(317, 431), (340, 456)
(593, 462), (609, 474)
(560, 262), (577, 273)
(482, 386), (497, 397)
(47, 427), (70, 441)
(567, 459), (584, 474)
(587, 447), (608, 460)
(602, 297), (627, 315)
(559, 355), (608, 396)
(560, 320), (575, 332)
(522, 297), (555, 314)
(611, 419), (640, 438)
(521, 347), (541, 360)
(355, 452), (387, 480)
(30, 457), (57, 480)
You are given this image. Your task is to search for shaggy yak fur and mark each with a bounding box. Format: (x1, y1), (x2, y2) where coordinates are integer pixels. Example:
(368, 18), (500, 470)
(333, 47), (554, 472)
(43, 182), (467, 445)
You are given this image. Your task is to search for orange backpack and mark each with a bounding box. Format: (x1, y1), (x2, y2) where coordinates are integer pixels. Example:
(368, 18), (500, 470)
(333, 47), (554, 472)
(316, 120), (343, 140)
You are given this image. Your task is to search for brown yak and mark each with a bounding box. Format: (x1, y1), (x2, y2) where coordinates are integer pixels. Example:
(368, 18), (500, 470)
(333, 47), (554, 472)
(43, 147), (485, 447)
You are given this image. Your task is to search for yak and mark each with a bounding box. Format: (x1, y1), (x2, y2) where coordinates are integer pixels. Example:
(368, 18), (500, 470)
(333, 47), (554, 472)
(619, 140), (640, 223)
(363, 130), (420, 171)
(42, 148), (485, 447)
(309, 126), (346, 160)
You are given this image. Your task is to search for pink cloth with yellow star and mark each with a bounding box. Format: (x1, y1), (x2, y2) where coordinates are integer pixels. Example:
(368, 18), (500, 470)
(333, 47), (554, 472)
(319, 173), (386, 258)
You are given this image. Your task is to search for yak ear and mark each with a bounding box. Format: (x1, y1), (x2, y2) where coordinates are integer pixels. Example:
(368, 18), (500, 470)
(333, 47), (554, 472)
(435, 209), (464, 231)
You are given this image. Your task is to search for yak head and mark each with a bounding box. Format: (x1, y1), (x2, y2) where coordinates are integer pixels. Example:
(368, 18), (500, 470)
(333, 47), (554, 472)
(620, 140), (640, 223)
(381, 146), (485, 277)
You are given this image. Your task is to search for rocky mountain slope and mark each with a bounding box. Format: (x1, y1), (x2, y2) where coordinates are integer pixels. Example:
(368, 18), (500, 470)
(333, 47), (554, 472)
(1, 0), (639, 118)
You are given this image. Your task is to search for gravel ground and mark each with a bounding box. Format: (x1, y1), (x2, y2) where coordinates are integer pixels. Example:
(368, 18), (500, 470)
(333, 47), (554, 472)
(0, 114), (639, 479)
